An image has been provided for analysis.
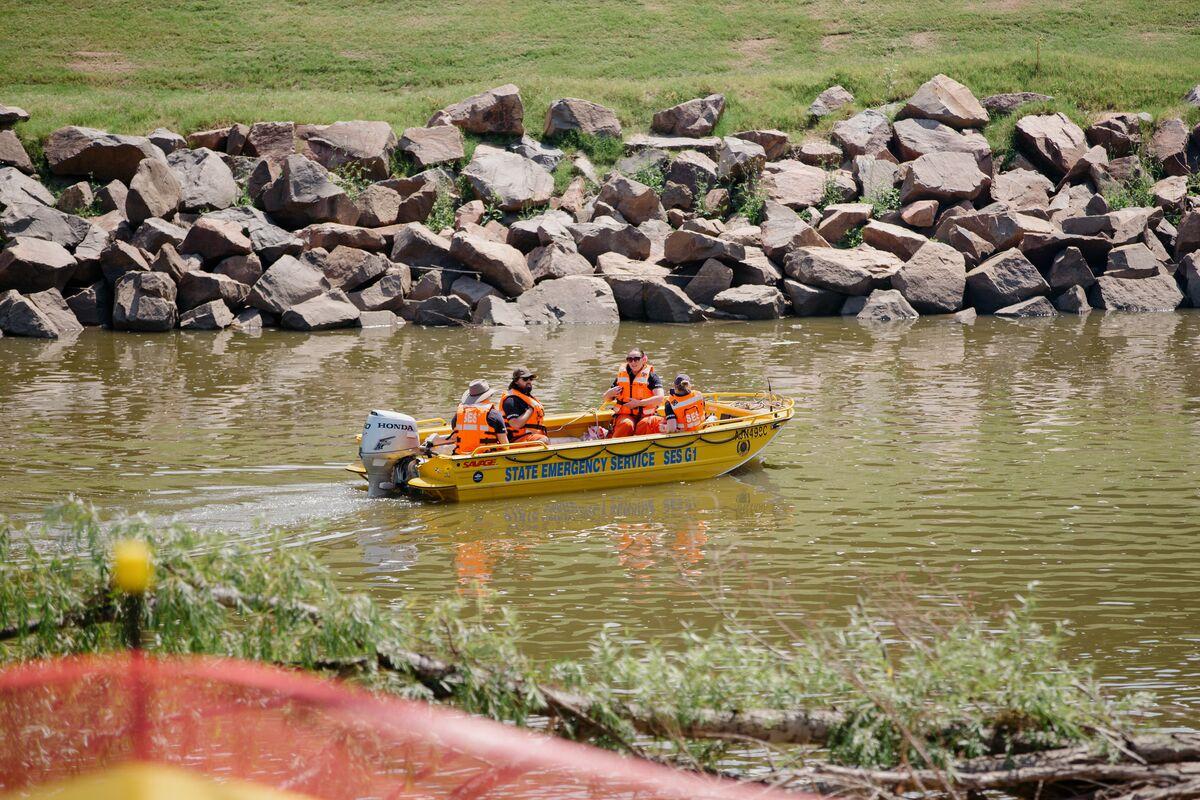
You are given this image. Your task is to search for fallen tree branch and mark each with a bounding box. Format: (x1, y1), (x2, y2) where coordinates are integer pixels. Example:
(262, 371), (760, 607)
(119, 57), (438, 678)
(0, 593), (116, 642)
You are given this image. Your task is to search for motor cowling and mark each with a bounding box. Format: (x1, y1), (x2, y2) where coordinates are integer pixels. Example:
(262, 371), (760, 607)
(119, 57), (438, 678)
(360, 410), (421, 496)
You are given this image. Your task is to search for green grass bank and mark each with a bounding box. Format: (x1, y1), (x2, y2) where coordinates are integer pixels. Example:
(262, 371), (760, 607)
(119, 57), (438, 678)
(3, 0), (1200, 143)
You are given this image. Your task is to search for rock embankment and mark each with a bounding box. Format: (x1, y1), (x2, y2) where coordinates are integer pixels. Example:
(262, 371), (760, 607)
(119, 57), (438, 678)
(3, 78), (1200, 339)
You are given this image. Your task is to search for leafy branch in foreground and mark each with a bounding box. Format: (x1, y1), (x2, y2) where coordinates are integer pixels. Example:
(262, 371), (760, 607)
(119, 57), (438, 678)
(0, 500), (1157, 795)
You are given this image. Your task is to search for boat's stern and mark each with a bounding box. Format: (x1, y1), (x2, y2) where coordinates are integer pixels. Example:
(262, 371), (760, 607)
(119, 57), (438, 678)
(358, 410), (422, 497)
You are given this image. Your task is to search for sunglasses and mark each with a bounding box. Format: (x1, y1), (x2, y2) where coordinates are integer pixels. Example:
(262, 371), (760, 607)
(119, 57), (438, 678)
(626, 355), (643, 362)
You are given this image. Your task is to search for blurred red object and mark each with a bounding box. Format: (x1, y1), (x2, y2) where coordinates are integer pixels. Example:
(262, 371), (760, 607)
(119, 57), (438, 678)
(0, 654), (809, 800)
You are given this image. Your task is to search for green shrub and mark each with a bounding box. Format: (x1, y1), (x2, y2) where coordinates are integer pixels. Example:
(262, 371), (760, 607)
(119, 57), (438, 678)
(632, 164), (665, 193)
(731, 178), (767, 224)
(552, 130), (624, 169)
(866, 186), (901, 216)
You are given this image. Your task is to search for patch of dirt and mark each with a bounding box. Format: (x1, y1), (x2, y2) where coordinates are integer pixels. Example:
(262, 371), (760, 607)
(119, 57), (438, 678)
(820, 32), (854, 52)
(734, 36), (778, 64)
(909, 31), (939, 49)
(68, 50), (133, 74)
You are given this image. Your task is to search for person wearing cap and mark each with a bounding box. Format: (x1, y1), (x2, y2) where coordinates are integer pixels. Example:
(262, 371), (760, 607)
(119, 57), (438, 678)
(662, 374), (707, 433)
(601, 348), (665, 438)
(426, 379), (508, 455)
(499, 367), (549, 446)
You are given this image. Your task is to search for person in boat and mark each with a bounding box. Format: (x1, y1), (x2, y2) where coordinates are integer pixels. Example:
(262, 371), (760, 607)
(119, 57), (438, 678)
(601, 348), (665, 438)
(425, 379), (509, 455)
(662, 374), (708, 433)
(499, 367), (549, 446)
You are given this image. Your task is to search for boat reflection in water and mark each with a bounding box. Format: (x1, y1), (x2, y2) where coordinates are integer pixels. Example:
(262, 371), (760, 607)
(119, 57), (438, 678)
(354, 464), (791, 597)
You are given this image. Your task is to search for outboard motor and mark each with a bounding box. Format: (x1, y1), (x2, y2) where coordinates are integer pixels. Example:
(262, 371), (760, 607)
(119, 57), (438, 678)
(359, 410), (421, 497)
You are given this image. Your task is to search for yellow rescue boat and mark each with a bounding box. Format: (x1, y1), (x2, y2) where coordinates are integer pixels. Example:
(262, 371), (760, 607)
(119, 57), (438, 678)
(349, 393), (793, 502)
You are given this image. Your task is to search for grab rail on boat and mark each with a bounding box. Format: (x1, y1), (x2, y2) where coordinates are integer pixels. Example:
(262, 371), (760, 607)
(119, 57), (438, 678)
(469, 440), (551, 456)
(415, 417), (449, 428)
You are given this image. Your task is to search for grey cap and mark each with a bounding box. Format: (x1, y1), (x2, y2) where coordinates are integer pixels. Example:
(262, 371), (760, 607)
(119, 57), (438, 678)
(512, 366), (537, 380)
(674, 374), (692, 388)
(461, 379), (496, 405)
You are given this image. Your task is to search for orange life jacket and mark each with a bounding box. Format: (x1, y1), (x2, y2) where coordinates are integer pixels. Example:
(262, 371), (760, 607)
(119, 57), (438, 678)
(500, 387), (545, 440)
(454, 403), (498, 455)
(614, 362), (656, 418)
(669, 390), (707, 431)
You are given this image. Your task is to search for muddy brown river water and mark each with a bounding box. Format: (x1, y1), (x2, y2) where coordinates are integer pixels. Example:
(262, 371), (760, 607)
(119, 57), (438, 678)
(2, 314), (1198, 725)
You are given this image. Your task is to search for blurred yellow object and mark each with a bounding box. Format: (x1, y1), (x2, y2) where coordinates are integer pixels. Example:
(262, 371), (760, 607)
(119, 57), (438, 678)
(113, 540), (153, 595)
(10, 762), (315, 800)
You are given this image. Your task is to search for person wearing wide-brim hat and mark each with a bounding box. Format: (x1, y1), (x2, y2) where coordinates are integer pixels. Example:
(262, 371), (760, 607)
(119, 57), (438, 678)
(427, 379), (508, 455)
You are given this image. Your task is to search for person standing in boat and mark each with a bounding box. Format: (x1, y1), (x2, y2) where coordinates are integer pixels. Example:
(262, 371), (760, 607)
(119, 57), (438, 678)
(425, 379), (508, 455)
(602, 348), (665, 438)
(499, 367), (550, 446)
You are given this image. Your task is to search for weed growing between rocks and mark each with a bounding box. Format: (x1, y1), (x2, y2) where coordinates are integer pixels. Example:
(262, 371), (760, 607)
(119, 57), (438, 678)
(426, 190), (456, 232)
(730, 177), (767, 224)
(632, 163), (666, 193)
(332, 161), (372, 200)
(552, 130), (624, 169)
(552, 159), (575, 194)
(866, 187), (900, 217)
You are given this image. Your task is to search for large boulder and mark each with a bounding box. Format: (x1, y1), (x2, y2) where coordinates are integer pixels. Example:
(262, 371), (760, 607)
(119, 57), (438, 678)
(280, 289), (361, 330)
(390, 222), (455, 268)
(168, 148), (238, 211)
(125, 158), (183, 225)
(785, 246), (904, 295)
(147, 128), (187, 155)
(716, 136), (767, 181)
(663, 229), (745, 264)
(856, 288), (919, 323)
(569, 217), (652, 262)
(414, 294), (472, 326)
(1087, 113), (1142, 158)
(246, 254), (331, 314)
(179, 217), (253, 262)
(832, 110), (891, 158)
(353, 184), (402, 227)
(684, 259), (733, 305)
(783, 279), (844, 316)
(808, 85), (854, 118)
(711, 285), (786, 319)
(731, 129), (790, 161)
(516, 275), (620, 324)
(1014, 113), (1088, 178)
(298, 222), (387, 252)
(243, 122), (296, 162)
(177, 271), (250, 311)
(44, 127), (166, 182)
(761, 160), (829, 208)
(665, 150), (719, 193)
(965, 248), (1049, 313)
(981, 92), (1053, 116)
(99, 240), (150, 284)
(900, 151), (989, 203)
(528, 242), (594, 282)
(153, 245), (204, 284)
(892, 118), (993, 173)
(891, 241), (965, 313)
(861, 221), (928, 260)
(428, 84), (524, 136)
(596, 174), (664, 226)
(899, 74), (988, 128)
(643, 281), (705, 323)
(990, 169), (1054, 211)
(65, 281), (113, 326)
(762, 210), (829, 260)
(348, 266), (411, 312)
(651, 94), (725, 137)
(296, 120), (397, 180)
(817, 203), (872, 243)
(0, 130), (34, 174)
(397, 125), (465, 169)
(449, 232), (534, 297)
(1, 167), (55, 208)
(1055, 285), (1091, 314)
(131, 217), (187, 253)
(0, 288), (83, 338)
(1087, 273), (1183, 312)
(112, 271), (178, 331)
(179, 299), (235, 330)
(0, 104), (30, 126)
(472, 295), (527, 326)
(544, 98), (622, 139)
(1147, 118), (1193, 177)
(995, 296), (1057, 317)
(462, 145), (553, 211)
(0, 236), (76, 292)
(0, 202), (92, 250)
(1046, 246), (1096, 290)
(259, 155), (358, 229)
(320, 246), (389, 291)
